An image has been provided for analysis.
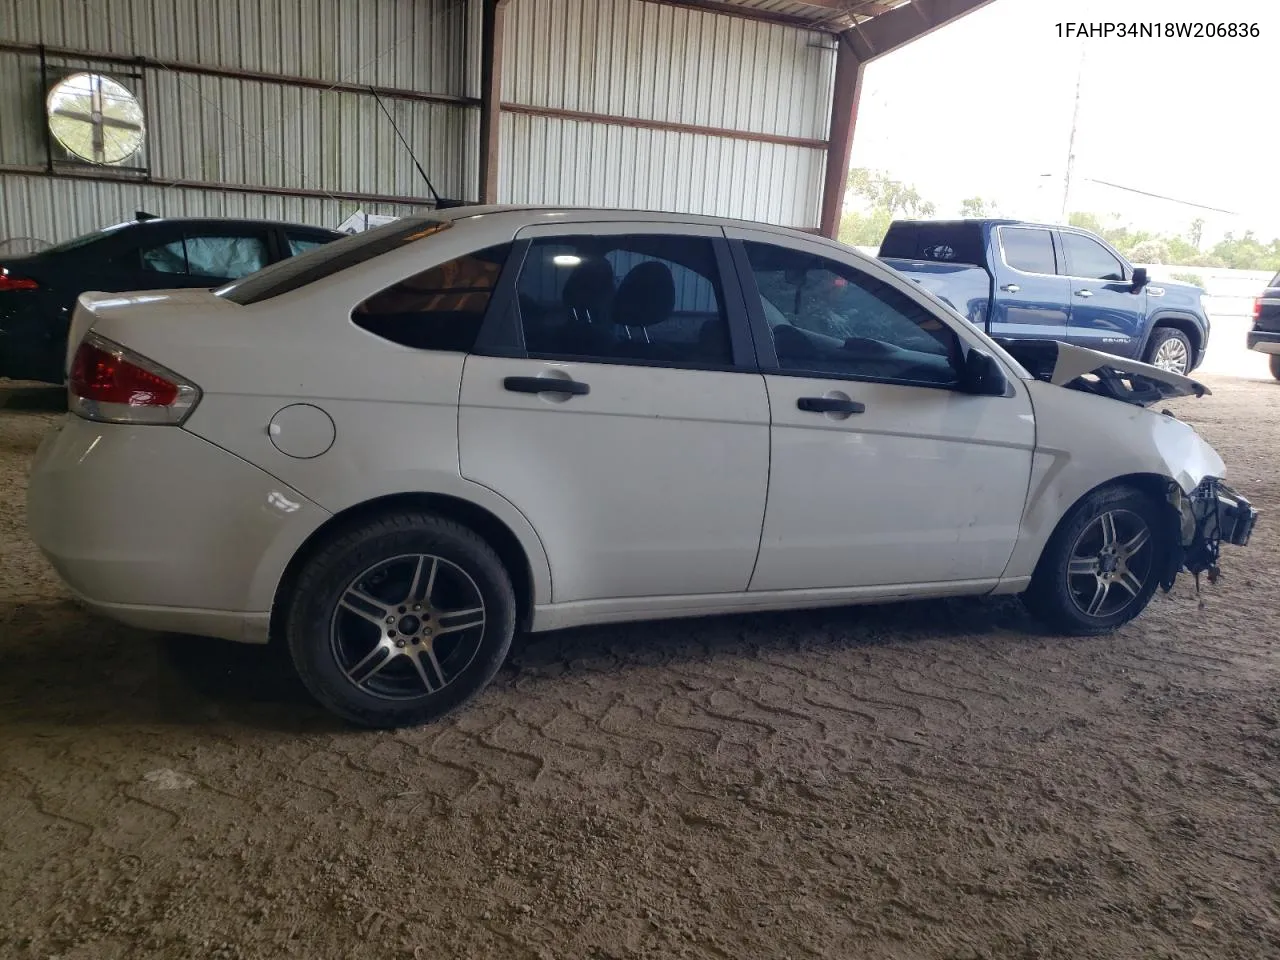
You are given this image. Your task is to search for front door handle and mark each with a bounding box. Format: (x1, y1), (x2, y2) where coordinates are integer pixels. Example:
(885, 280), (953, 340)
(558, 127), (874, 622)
(1000, 283), (1021, 293)
(797, 396), (865, 415)
(1075, 289), (1094, 298)
(504, 376), (590, 396)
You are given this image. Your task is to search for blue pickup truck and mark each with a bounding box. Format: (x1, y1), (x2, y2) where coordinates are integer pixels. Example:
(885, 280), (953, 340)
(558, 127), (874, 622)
(878, 219), (1210, 375)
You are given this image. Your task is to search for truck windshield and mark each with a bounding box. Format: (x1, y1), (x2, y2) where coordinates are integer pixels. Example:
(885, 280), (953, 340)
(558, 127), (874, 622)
(879, 222), (985, 266)
(216, 218), (450, 305)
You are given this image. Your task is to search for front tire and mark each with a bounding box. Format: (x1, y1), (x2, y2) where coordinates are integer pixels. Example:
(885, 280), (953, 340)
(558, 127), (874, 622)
(1023, 485), (1169, 635)
(285, 512), (516, 728)
(1270, 353), (1280, 381)
(1144, 327), (1193, 375)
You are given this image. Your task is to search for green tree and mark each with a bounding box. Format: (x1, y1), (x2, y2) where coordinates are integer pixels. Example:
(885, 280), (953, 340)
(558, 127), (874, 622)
(1189, 218), (1204, 249)
(838, 168), (937, 247)
(960, 196), (992, 218)
(845, 168), (937, 219)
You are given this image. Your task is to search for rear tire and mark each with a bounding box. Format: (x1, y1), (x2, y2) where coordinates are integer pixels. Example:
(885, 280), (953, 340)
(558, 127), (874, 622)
(1143, 327), (1193, 375)
(1270, 354), (1280, 381)
(1022, 485), (1169, 636)
(285, 512), (516, 728)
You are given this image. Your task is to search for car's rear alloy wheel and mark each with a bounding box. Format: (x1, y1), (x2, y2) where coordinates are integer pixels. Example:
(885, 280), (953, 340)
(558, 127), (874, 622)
(331, 554), (487, 701)
(1270, 353), (1280, 381)
(1145, 328), (1192, 375)
(286, 513), (516, 728)
(1023, 485), (1168, 635)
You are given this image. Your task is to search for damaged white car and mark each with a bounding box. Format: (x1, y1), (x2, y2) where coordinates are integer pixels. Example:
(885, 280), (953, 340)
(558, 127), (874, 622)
(27, 208), (1257, 728)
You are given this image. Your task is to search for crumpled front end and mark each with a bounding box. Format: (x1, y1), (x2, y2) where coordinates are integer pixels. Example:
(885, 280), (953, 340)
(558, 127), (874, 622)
(1162, 479), (1259, 589)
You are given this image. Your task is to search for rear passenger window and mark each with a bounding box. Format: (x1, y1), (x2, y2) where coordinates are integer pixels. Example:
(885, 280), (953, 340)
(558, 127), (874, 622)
(516, 235), (733, 367)
(1000, 227), (1057, 275)
(287, 234), (329, 257)
(140, 233), (270, 280)
(352, 244), (511, 352)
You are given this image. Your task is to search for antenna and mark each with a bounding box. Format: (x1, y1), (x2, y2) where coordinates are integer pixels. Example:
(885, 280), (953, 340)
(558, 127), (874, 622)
(369, 87), (470, 210)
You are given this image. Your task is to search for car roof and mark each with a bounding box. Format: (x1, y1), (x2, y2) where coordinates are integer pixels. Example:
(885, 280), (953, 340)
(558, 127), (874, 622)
(110, 216), (343, 235)
(426, 203), (853, 252)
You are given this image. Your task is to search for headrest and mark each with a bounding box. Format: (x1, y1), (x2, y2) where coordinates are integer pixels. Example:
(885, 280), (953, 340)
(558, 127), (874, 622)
(562, 258), (616, 315)
(613, 261), (675, 328)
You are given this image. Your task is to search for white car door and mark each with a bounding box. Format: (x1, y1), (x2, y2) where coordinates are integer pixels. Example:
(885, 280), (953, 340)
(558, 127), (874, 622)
(723, 228), (1036, 592)
(458, 222), (770, 604)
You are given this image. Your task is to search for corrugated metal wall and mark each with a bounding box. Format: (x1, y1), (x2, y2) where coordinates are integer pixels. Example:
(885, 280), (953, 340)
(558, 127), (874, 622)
(0, 0), (476, 245)
(500, 0), (836, 228)
(0, 172), (425, 248)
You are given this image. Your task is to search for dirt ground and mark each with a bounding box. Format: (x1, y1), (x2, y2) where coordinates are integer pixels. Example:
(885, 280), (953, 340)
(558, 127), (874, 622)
(1, 366), (1277, 960)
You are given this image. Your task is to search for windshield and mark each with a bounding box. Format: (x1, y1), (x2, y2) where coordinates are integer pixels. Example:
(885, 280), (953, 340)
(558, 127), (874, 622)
(42, 221), (133, 255)
(216, 217), (450, 305)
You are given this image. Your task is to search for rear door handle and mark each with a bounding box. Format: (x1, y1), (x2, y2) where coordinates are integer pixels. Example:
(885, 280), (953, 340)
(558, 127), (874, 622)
(797, 396), (865, 414)
(1075, 289), (1094, 298)
(503, 376), (590, 396)
(1000, 283), (1020, 293)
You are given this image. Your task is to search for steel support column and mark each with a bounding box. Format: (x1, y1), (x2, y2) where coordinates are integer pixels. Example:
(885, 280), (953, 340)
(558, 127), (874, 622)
(478, 0), (510, 204)
(819, 37), (864, 239)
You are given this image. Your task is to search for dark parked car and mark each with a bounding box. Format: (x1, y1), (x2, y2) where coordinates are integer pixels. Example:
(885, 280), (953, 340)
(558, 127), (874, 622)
(0, 213), (342, 383)
(1247, 271), (1280, 380)
(878, 219), (1211, 375)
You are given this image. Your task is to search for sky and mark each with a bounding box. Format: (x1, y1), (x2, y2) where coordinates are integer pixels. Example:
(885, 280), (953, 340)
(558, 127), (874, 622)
(849, 0), (1278, 244)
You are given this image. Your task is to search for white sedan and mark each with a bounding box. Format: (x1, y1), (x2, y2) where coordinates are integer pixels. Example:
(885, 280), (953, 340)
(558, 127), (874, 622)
(27, 207), (1257, 728)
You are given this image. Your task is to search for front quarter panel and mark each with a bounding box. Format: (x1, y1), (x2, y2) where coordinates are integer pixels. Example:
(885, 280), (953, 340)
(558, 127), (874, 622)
(1004, 381), (1225, 579)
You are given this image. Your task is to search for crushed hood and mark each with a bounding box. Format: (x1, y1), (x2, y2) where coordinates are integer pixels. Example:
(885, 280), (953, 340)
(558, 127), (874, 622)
(996, 339), (1209, 407)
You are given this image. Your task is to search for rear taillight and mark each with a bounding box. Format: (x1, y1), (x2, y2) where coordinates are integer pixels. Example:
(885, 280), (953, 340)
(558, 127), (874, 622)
(69, 332), (200, 425)
(1254, 297), (1263, 321)
(0, 267), (38, 292)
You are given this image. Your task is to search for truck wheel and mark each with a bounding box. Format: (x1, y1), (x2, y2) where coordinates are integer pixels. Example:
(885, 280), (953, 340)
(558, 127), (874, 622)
(1143, 327), (1192, 375)
(1270, 354), (1280, 381)
(1022, 485), (1170, 636)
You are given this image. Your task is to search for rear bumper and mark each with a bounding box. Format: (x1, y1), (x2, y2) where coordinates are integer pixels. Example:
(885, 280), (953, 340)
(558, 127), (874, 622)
(1246, 329), (1280, 355)
(27, 416), (330, 643)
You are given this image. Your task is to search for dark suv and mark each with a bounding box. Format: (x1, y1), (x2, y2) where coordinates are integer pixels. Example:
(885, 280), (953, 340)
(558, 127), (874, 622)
(1248, 271), (1280, 380)
(0, 213), (342, 383)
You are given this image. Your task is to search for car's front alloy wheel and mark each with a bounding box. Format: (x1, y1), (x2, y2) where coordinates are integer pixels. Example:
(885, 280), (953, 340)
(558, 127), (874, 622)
(1024, 485), (1169, 635)
(1064, 509), (1154, 620)
(285, 512), (516, 728)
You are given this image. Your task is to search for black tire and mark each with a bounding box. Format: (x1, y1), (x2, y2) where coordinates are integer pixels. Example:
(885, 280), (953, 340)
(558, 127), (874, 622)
(1143, 327), (1193, 375)
(284, 512), (516, 728)
(1022, 485), (1170, 636)
(1270, 354), (1280, 381)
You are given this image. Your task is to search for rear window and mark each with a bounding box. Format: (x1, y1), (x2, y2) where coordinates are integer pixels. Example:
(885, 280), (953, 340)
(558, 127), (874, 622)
(878, 221), (985, 266)
(352, 244), (511, 352)
(1271, 271), (1280, 289)
(42, 221), (133, 255)
(216, 218), (450, 305)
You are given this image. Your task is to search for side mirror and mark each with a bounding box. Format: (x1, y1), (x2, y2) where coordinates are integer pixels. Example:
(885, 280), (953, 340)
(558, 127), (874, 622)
(1131, 267), (1150, 292)
(961, 348), (1009, 397)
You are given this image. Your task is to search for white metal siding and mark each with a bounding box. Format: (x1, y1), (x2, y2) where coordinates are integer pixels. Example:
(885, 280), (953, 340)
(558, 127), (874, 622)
(0, 0), (469, 93)
(505, 0), (835, 140)
(0, 171), (429, 246)
(0, 0), (475, 245)
(499, 112), (824, 228)
(501, 0), (835, 228)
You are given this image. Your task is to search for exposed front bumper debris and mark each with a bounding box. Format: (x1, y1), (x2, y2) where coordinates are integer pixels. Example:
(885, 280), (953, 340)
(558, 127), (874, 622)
(1163, 479), (1259, 590)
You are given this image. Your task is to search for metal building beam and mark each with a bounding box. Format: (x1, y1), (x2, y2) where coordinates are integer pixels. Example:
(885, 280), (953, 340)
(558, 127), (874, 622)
(847, 0), (995, 60)
(641, 0), (840, 32)
(819, 37), (864, 238)
(478, 0), (511, 204)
